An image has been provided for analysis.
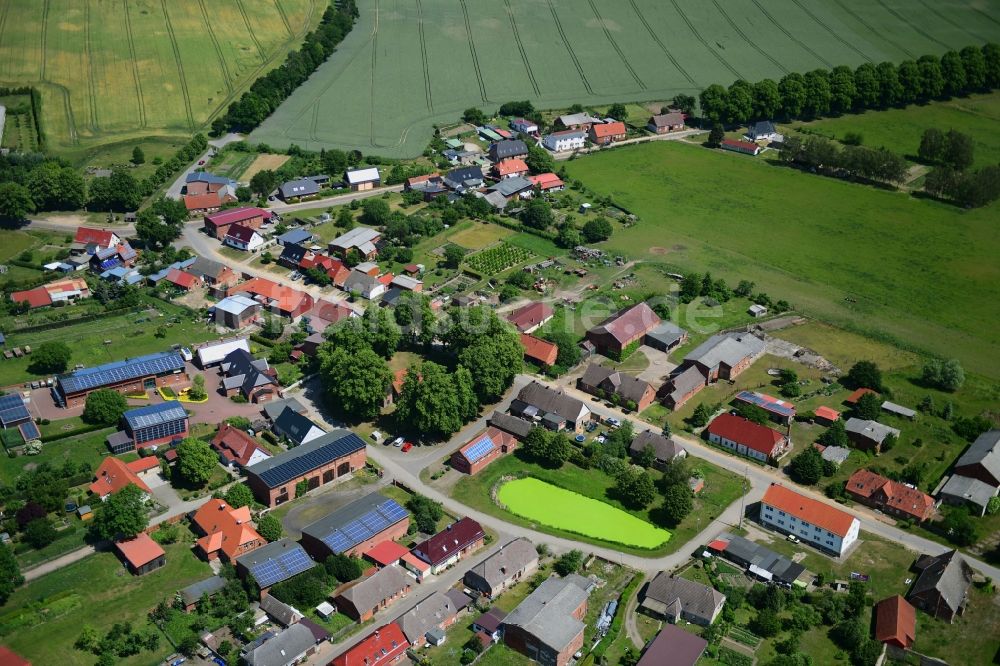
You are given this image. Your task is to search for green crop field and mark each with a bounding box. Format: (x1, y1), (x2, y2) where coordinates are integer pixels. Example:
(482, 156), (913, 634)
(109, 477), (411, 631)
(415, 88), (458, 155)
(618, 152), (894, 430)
(251, 0), (1000, 157)
(496, 477), (670, 548)
(562, 140), (1000, 378)
(0, 0), (319, 155)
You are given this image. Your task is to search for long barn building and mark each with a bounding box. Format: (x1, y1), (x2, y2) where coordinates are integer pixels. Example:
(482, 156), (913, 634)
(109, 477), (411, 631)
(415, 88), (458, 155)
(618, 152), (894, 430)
(54, 351), (188, 408)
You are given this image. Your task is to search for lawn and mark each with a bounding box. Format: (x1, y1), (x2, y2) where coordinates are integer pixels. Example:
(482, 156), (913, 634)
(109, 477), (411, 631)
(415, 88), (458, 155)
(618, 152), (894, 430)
(447, 222), (513, 250)
(0, 542), (212, 666)
(0, 427), (112, 485)
(250, 0), (1000, 157)
(240, 153), (291, 181)
(498, 477), (670, 549)
(788, 92), (1000, 167)
(0, 0), (320, 154)
(564, 140), (1000, 378)
(912, 585), (1000, 666)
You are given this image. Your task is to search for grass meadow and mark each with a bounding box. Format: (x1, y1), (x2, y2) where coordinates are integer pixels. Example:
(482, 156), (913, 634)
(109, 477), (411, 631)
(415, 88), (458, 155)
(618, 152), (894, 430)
(0, 0), (319, 154)
(562, 141), (1000, 377)
(251, 0), (1000, 156)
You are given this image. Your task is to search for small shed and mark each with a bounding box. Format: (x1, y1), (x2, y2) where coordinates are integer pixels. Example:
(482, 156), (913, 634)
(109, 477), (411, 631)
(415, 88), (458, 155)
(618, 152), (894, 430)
(748, 304), (768, 318)
(426, 627), (446, 647)
(316, 601), (336, 619)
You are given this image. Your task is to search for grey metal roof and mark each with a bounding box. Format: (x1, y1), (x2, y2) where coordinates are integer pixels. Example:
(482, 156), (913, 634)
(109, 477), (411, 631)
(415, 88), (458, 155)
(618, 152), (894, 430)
(715, 533), (804, 585)
(630, 430), (685, 463)
(641, 572), (726, 624)
(299, 492), (407, 554)
(278, 228), (313, 246)
(845, 418), (900, 444)
(908, 550), (973, 616)
(397, 590), (458, 644)
(514, 381), (588, 424)
(279, 179), (320, 199)
(330, 226), (380, 251)
(243, 623), (316, 666)
(683, 333), (765, 371)
(337, 565), (410, 615)
(179, 575), (227, 606)
(645, 321), (686, 347)
(123, 401), (187, 431)
(882, 401), (916, 418)
(465, 538), (537, 590)
(954, 430), (1000, 482)
(503, 575), (590, 653)
(247, 429), (365, 489)
(260, 594), (303, 627)
(487, 411), (533, 439)
(483, 190), (508, 210)
(820, 446), (851, 465)
(940, 475), (996, 508)
(489, 176), (533, 198)
(213, 294), (259, 316)
(58, 351), (185, 395)
(263, 398), (306, 421)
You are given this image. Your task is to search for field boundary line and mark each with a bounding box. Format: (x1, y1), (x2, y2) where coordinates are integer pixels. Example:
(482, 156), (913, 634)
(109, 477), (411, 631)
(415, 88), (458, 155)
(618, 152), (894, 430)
(587, 0), (645, 89)
(711, 0), (788, 75)
(369, 0), (380, 146)
(668, 0), (743, 80)
(503, 0), (540, 96)
(56, 83), (79, 145)
(197, 0), (234, 93)
(459, 0), (488, 103)
(39, 0), (49, 81)
(159, 0), (195, 130)
(969, 5), (1000, 29)
(913, 0), (989, 46)
(829, 0), (914, 59)
(872, 0), (951, 51)
(84, 0), (100, 131)
(414, 0), (433, 111)
(235, 0), (267, 63)
(273, 0), (294, 38)
(788, 0), (873, 63)
(0, 1), (9, 80)
(547, 0), (594, 94)
(122, 0), (148, 128)
(748, 0), (834, 69)
(627, 0), (695, 87)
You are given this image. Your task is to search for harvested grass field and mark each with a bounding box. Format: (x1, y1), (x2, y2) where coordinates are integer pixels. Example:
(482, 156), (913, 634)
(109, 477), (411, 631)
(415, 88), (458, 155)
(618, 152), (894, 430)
(251, 0), (1000, 156)
(563, 141), (1000, 378)
(789, 92), (1000, 167)
(0, 0), (319, 153)
(497, 477), (670, 548)
(240, 152), (291, 180)
(447, 222), (513, 250)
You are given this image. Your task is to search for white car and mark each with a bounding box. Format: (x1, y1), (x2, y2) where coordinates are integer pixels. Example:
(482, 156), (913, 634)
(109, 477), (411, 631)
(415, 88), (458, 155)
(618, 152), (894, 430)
(391, 436), (404, 447)
(787, 534), (800, 544)
(370, 431), (383, 442)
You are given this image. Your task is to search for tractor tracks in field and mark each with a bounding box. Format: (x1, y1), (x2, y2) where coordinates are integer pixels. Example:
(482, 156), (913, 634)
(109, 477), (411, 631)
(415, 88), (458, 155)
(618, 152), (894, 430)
(588, 0), (645, 89)
(274, 0), (294, 38)
(39, 0), (49, 81)
(913, 0), (989, 46)
(872, 0), (950, 51)
(369, 0), (380, 146)
(459, 0), (488, 103)
(627, 0), (695, 87)
(122, 0), (148, 128)
(235, 0), (267, 63)
(711, 0), (788, 75)
(668, 0), (742, 80)
(160, 0), (195, 130)
(788, 0), (873, 63)
(414, 0), (433, 111)
(198, 0), (235, 93)
(504, 0), (540, 96)
(84, 0), (100, 131)
(829, 0), (914, 59)
(748, 0), (833, 69)
(547, 0), (593, 94)
(0, 2), (9, 79)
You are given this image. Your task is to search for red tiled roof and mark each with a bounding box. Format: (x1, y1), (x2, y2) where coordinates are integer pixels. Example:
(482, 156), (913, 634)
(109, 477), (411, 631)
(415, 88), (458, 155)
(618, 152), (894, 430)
(528, 173), (565, 190)
(211, 423), (271, 467)
(846, 387), (878, 404)
(401, 551), (430, 572)
(377, 272), (394, 285)
(874, 595), (916, 648)
(721, 138), (760, 151)
(708, 538), (730, 552)
(406, 173), (438, 187)
(506, 302), (553, 332)
(0, 646), (31, 666)
(166, 268), (199, 289)
(204, 207), (270, 227)
(520, 333), (558, 366)
(363, 540), (410, 566)
(127, 456), (161, 473)
(458, 426), (517, 465)
(10, 287), (51, 309)
(115, 532), (165, 569)
(413, 517), (485, 567)
(591, 121), (626, 138)
(590, 302), (661, 346)
(192, 498), (263, 561)
(707, 414), (785, 456)
(762, 484), (857, 537)
(815, 406), (841, 421)
(45, 278), (88, 295)
(846, 469), (934, 521)
(332, 623), (409, 666)
(228, 277), (312, 316)
(494, 158), (528, 176)
(74, 226), (116, 246)
(89, 457), (152, 498)
(225, 223), (260, 244)
(184, 192), (225, 211)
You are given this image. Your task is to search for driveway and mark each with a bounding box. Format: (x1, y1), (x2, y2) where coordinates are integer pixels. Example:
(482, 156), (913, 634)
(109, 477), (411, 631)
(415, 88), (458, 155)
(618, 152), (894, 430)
(635, 345), (676, 384)
(278, 475), (391, 539)
(165, 133), (244, 199)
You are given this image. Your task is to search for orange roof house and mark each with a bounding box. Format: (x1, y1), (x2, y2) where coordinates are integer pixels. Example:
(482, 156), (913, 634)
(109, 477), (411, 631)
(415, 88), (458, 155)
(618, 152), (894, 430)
(165, 268), (200, 291)
(874, 595), (917, 649)
(846, 387), (878, 404)
(363, 540), (410, 568)
(228, 277), (314, 319)
(211, 423), (272, 468)
(89, 457), (154, 499)
(493, 158), (529, 178)
(761, 484), (860, 555)
(192, 498), (266, 562)
(520, 333), (558, 367)
(814, 406), (841, 423)
(74, 227), (119, 248)
(589, 121), (627, 144)
(528, 173), (565, 191)
(506, 302), (554, 333)
(10, 287), (51, 309)
(845, 469), (935, 522)
(115, 532), (166, 575)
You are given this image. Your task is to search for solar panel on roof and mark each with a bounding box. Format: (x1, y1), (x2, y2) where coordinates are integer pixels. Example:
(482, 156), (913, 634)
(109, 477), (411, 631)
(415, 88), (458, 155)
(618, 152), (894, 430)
(464, 435), (496, 463)
(316, 498), (407, 554)
(0, 404), (30, 425)
(736, 391), (795, 417)
(58, 352), (185, 395)
(0, 394), (23, 410)
(18, 422), (40, 441)
(124, 402), (187, 430)
(256, 432), (366, 488)
(248, 545), (315, 588)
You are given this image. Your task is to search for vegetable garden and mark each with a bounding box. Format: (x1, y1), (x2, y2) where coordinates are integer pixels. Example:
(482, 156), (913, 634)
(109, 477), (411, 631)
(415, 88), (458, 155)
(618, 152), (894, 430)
(465, 243), (533, 276)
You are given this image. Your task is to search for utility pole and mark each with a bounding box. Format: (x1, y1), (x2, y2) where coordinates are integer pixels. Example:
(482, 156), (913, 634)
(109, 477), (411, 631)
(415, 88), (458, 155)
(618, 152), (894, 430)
(738, 465), (749, 530)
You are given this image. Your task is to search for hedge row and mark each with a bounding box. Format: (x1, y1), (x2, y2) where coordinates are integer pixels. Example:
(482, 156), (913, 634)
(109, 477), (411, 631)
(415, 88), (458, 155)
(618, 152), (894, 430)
(41, 423), (110, 443)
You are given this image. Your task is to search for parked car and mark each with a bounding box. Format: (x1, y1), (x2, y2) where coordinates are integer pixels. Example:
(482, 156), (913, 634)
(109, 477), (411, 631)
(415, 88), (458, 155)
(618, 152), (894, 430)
(401, 442), (413, 453)
(370, 431), (383, 442)
(585, 421), (598, 432)
(604, 416), (621, 427)
(391, 436), (404, 447)
(787, 534), (800, 544)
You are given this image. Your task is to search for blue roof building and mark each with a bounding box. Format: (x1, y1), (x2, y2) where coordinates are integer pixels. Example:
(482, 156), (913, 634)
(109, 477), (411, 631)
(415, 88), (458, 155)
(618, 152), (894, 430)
(56, 351), (187, 407)
(236, 539), (316, 589)
(121, 401), (189, 450)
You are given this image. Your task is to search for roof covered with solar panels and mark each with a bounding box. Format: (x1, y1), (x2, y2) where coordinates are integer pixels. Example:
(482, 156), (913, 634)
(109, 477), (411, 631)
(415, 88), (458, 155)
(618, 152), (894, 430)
(57, 351), (185, 395)
(0, 393), (31, 426)
(123, 400), (187, 430)
(247, 429), (365, 489)
(463, 432), (497, 464)
(301, 492), (408, 555)
(236, 538), (315, 588)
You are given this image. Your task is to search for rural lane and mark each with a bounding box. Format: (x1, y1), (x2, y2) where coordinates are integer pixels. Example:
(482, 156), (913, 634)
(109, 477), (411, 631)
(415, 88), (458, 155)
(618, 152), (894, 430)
(551, 127), (706, 160)
(268, 184), (404, 213)
(164, 133), (245, 200)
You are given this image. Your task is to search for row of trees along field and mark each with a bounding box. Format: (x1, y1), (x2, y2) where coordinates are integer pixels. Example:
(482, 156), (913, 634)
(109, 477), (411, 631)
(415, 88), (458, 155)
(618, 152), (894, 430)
(213, 1), (358, 134)
(698, 44), (1000, 125)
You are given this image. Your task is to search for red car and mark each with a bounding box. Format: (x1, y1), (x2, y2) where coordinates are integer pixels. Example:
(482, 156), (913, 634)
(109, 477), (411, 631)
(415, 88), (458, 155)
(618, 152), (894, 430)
(400, 442), (413, 453)
(197, 160), (206, 165)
